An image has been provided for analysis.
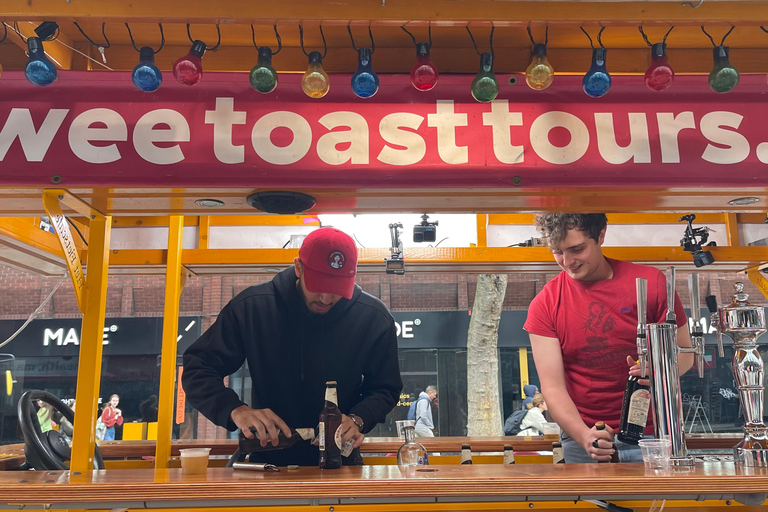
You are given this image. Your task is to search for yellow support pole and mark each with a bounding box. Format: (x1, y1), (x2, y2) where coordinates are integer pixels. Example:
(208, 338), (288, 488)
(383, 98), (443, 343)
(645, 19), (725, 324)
(69, 213), (111, 473)
(519, 348), (530, 398)
(155, 214), (184, 468)
(724, 213), (740, 247)
(476, 214), (487, 248)
(746, 265), (768, 302)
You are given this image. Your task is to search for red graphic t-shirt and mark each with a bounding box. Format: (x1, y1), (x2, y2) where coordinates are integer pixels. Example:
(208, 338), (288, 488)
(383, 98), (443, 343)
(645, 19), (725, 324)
(523, 258), (687, 431)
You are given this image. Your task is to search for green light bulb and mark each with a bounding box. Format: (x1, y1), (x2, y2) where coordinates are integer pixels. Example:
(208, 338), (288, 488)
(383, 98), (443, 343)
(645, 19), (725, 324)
(708, 46), (739, 94)
(249, 47), (278, 94)
(471, 52), (499, 103)
(525, 43), (554, 90)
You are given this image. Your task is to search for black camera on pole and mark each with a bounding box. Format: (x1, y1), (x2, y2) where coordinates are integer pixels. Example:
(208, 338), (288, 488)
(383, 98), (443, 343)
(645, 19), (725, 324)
(413, 214), (438, 243)
(679, 214), (716, 268)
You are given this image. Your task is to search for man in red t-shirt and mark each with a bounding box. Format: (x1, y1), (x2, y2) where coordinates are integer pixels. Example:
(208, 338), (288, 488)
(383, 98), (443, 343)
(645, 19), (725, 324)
(523, 214), (693, 463)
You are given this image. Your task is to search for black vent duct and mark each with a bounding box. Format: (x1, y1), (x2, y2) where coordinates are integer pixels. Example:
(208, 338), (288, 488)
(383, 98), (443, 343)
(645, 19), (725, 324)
(246, 191), (317, 214)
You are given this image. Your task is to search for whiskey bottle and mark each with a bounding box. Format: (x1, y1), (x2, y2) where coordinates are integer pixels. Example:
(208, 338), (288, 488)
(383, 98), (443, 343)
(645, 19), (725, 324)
(595, 421), (620, 463)
(460, 444), (473, 464)
(552, 441), (564, 464)
(617, 375), (651, 445)
(319, 381), (342, 469)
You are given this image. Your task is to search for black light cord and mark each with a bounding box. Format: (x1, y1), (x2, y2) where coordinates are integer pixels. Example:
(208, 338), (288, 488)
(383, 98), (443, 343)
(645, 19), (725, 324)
(700, 25), (735, 47)
(638, 26), (674, 47)
(526, 26), (548, 46)
(73, 22), (110, 48)
(125, 23), (165, 53)
(299, 25), (327, 59)
(348, 25), (375, 53)
(251, 24), (282, 55)
(466, 25), (495, 58)
(186, 23), (221, 50)
(0, 22), (7, 44)
(401, 25), (431, 49)
(580, 26), (606, 49)
(65, 217), (88, 247)
(12, 22), (26, 43)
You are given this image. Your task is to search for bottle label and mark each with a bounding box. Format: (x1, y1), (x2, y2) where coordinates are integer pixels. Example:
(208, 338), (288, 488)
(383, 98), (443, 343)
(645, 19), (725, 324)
(296, 428), (315, 441)
(334, 424), (343, 450)
(504, 451), (515, 464)
(318, 423), (325, 450)
(627, 389), (651, 427)
(325, 387), (338, 406)
(552, 447), (564, 464)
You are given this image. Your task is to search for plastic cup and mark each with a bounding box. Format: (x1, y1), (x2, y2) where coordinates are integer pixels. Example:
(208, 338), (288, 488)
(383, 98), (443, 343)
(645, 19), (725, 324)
(638, 439), (671, 470)
(396, 420), (415, 440)
(179, 447), (211, 475)
(541, 422), (560, 437)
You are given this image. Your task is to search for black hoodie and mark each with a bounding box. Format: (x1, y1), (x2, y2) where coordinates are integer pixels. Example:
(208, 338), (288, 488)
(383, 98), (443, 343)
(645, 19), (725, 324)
(182, 267), (402, 466)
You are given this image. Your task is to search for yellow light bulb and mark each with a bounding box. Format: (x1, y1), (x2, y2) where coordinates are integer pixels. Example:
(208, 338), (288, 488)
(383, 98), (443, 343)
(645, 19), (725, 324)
(525, 44), (554, 91)
(302, 51), (330, 99)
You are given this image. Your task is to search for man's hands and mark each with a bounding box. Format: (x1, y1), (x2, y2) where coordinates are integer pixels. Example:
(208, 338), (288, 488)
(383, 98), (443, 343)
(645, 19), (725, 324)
(579, 422), (616, 462)
(341, 414), (365, 449)
(626, 355), (650, 386)
(231, 405), (291, 448)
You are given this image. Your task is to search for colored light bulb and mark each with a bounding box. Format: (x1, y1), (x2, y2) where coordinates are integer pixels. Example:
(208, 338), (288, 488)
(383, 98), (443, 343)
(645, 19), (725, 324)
(709, 45), (739, 94)
(471, 52), (499, 103)
(302, 51), (330, 99)
(410, 42), (438, 91)
(525, 43), (554, 91)
(582, 48), (611, 98)
(25, 37), (57, 87)
(351, 48), (379, 98)
(132, 46), (163, 93)
(249, 47), (278, 94)
(645, 43), (674, 92)
(173, 40), (206, 86)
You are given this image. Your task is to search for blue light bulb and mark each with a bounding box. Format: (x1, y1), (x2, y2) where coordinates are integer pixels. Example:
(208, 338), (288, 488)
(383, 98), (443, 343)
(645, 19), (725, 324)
(582, 48), (611, 98)
(351, 48), (379, 98)
(25, 37), (57, 87)
(132, 47), (163, 93)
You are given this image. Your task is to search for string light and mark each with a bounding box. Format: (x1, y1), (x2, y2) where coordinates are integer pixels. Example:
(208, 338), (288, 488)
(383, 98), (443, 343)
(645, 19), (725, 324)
(348, 26), (379, 98)
(639, 26), (675, 92)
(173, 24), (221, 86)
(402, 25), (438, 91)
(466, 26), (498, 103)
(249, 25), (281, 94)
(702, 26), (738, 93)
(525, 27), (554, 90)
(24, 22), (60, 87)
(125, 23), (164, 92)
(581, 27), (610, 98)
(73, 21), (111, 65)
(299, 25), (330, 99)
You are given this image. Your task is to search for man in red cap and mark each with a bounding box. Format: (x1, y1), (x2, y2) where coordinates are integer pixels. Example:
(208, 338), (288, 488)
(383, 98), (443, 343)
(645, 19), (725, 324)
(183, 227), (402, 467)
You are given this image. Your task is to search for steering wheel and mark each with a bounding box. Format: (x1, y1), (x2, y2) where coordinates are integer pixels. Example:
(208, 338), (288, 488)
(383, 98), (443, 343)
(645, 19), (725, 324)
(18, 390), (104, 470)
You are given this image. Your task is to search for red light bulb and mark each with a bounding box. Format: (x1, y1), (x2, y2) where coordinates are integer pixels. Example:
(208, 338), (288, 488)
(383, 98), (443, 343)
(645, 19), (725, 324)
(645, 42), (674, 92)
(173, 40), (206, 86)
(410, 43), (438, 91)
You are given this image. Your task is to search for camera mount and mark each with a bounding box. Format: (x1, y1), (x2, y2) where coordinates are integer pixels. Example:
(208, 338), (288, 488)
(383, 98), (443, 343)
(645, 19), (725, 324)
(385, 222), (405, 275)
(679, 214), (716, 267)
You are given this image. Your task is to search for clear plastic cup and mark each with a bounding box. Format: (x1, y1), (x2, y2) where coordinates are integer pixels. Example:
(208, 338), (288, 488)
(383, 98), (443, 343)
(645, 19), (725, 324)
(638, 438), (671, 469)
(396, 420), (415, 440)
(179, 447), (211, 475)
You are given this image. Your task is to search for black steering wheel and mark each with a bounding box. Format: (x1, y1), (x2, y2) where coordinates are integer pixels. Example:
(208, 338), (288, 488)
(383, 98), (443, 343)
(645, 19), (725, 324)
(18, 390), (104, 470)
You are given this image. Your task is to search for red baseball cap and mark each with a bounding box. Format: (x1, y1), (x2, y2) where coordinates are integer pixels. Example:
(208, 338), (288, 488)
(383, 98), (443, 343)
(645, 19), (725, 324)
(298, 228), (358, 299)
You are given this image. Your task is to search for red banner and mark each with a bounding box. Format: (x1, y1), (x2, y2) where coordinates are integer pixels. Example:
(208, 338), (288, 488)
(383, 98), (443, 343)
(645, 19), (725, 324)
(1, 71), (767, 189)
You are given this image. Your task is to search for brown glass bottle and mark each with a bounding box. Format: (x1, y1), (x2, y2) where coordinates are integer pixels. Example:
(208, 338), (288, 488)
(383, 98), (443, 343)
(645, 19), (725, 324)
(595, 421), (620, 463)
(617, 375), (651, 445)
(319, 381), (342, 469)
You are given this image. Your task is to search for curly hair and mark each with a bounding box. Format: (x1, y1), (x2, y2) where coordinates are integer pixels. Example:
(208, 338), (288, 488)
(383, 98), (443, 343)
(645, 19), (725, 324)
(534, 214), (608, 250)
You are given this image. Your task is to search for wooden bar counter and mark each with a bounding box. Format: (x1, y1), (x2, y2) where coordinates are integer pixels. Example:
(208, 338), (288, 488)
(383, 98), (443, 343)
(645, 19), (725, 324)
(0, 463), (766, 509)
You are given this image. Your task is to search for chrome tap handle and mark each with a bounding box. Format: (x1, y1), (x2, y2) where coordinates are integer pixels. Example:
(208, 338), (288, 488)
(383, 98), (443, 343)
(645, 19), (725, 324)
(665, 267), (676, 325)
(687, 274), (705, 378)
(636, 278), (648, 377)
(705, 295), (724, 358)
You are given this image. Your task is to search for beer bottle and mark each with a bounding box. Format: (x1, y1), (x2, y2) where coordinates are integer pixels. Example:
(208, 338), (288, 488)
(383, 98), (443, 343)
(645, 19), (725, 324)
(552, 441), (564, 464)
(617, 374), (651, 445)
(319, 381), (342, 469)
(460, 444), (473, 464)
(595, 421), (620, 463)
(503, 444), (515, 464)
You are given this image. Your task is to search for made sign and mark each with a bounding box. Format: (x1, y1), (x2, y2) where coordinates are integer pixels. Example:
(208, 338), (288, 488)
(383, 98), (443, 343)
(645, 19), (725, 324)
(1, 71), (767, 188)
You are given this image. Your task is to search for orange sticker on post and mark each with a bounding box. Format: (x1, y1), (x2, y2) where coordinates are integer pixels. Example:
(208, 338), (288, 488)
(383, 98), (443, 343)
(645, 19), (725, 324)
(176, 366), (185, 424)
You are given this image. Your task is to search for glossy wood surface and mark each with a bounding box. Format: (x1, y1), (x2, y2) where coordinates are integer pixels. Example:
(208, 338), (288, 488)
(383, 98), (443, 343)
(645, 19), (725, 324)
(0, 463), (766, 505)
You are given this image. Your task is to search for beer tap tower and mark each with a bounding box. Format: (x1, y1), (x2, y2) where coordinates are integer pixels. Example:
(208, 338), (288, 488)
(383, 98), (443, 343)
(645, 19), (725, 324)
(718, 282), (768, 467)
(636, 268), (706, 467)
